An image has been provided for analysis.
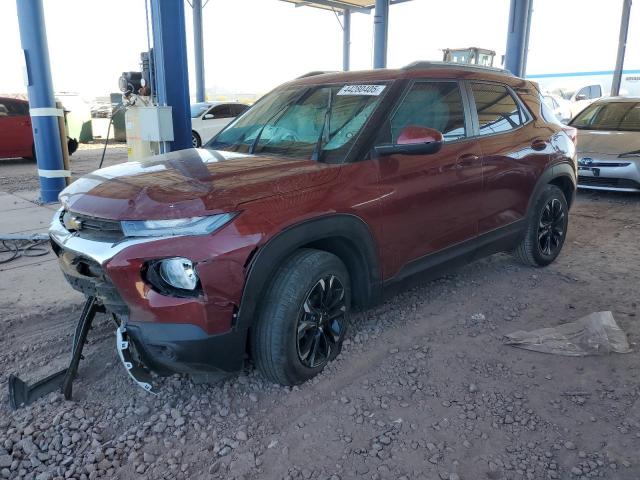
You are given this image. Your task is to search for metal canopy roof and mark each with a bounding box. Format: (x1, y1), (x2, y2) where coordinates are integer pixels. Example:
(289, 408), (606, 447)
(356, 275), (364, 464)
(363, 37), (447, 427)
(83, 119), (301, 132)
(281, 1), (375, 13)
(281, 0), (412, 14)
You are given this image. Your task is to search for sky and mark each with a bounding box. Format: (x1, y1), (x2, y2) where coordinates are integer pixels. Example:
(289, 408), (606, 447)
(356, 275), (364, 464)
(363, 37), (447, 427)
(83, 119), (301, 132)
(0, 0), (638, 99)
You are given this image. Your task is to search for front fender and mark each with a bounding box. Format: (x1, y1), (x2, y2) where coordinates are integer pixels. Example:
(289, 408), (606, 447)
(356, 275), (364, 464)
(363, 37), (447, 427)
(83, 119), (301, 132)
(235, 214), (381, 331)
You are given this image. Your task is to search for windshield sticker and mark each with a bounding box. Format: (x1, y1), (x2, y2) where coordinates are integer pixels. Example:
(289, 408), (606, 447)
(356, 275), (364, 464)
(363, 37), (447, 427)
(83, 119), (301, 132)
(337, 85), (386, 96)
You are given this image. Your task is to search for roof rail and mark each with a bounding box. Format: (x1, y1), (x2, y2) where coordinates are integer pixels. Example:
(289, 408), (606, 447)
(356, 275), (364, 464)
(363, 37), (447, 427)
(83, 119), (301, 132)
(403, 61), (513, 76)
(296, 71), (339, 79)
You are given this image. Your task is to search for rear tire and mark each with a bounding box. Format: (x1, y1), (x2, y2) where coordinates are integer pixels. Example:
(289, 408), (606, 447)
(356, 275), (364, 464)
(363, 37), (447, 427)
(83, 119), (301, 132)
(250, 249), (350, 385)
(513, 184), (568, 267)
(192, 131), (202, 148)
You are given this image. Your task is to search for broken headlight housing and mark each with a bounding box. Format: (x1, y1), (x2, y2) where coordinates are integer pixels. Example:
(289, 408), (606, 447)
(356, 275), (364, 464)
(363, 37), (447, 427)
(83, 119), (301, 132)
(144, 257), (200, 297)
(121, 213), (236, 238)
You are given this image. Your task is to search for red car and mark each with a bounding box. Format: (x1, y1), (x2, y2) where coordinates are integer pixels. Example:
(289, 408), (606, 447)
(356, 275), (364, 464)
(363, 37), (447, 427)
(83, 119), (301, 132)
(51, 63), (577, 387)
(0, 97), (34, 159)
(0, 96), (78, 161)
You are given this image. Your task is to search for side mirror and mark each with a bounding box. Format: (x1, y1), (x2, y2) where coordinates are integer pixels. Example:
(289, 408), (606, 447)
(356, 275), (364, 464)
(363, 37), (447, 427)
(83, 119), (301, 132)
(575, 94), (587, 101)
(203, 113), (215, 120)
(375, 126), (444, 156)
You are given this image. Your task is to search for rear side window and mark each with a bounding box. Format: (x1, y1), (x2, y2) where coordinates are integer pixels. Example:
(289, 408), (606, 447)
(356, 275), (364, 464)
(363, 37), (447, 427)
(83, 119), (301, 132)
(470, 83), (525, 136)
(388, 81), (466, 142)
(210, 105), (233, 118)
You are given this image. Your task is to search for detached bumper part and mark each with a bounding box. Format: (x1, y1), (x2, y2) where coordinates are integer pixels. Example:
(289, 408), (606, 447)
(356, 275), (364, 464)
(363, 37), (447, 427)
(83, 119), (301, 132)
(116, 326), (157, 394)
(8, 296), (101, 409)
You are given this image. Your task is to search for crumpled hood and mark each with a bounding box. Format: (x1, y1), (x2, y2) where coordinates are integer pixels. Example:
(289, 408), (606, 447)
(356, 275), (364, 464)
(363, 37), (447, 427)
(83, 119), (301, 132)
(60, 148), (340, 220)
(577, 130), (640, 155)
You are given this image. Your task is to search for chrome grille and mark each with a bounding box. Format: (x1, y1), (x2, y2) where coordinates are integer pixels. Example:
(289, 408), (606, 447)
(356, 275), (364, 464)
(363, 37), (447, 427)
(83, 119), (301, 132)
(62, 210), (123, 240)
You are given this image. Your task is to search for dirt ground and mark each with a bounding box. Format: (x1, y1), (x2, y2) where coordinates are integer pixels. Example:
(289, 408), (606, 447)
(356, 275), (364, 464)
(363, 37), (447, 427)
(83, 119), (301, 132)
(0, 143), (127, 194)
(0, 150), (639, 480)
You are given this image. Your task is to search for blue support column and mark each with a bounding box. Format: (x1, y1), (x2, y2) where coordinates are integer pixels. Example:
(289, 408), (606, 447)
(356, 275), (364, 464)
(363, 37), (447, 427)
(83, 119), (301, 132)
(150, 0), (192, 152)
(342, 9), (351, 71)
(193, 0), (205, 103)
(373, 0), (389, 69)
(504, 0), (533, 77)
(611, 0), (632, 97)
(16, 0), (67, 203)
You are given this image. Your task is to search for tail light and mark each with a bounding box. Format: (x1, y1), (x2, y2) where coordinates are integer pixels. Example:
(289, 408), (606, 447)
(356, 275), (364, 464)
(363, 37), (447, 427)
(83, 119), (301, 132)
(562, 126), (577, 145)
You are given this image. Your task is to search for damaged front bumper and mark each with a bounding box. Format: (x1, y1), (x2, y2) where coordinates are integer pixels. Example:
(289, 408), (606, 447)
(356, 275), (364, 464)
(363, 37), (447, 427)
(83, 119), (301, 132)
(49, 208), (248, 388)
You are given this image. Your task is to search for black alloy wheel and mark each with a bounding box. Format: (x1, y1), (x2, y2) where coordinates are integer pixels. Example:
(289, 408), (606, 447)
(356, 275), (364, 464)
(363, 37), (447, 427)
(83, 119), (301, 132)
(513, 184), (569, 267)
(537, 198), (565, 256)
(296, 275), (347, 368)
(251, 248), (351, 385)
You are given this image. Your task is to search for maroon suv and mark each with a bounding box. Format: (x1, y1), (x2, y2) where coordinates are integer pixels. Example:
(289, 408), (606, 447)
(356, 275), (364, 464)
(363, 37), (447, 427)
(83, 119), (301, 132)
(51, 63), (577, 386)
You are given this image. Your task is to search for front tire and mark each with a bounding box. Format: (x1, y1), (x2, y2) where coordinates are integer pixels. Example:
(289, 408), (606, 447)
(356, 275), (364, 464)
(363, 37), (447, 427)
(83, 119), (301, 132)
(251, 249), (350, 385)
(514, 184), (569, 267)
(191, 131), (202, 148)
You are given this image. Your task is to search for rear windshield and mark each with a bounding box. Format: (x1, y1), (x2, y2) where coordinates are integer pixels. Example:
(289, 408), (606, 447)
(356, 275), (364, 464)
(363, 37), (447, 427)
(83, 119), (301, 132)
(571, 102), (640, 132)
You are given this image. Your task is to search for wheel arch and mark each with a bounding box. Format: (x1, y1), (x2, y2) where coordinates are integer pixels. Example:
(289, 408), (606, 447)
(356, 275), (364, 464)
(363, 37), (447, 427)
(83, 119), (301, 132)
(236, 214), (382, 331)
(528, 162), (576, 215)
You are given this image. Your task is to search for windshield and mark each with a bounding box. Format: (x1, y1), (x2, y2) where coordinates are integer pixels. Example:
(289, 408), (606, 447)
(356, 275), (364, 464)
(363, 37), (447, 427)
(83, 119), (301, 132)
(206, 83), (388, 162)
(191, 103), (211, 118)
(571, 102), (640, 132)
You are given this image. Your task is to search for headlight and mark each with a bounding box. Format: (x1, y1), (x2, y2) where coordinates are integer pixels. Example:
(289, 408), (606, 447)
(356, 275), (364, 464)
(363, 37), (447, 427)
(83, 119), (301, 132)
(144, 257), (200, 296)
(121, 213), (236, 237)
(159, 258), (198, 290)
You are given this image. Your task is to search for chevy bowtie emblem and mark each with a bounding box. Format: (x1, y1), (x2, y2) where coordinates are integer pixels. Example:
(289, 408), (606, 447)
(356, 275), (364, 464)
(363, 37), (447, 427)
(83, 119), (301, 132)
(65, 215), (83, 230)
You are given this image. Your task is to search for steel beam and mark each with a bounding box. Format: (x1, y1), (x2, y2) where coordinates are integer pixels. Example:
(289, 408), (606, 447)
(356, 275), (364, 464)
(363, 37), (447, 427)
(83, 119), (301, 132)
(16, 0), (67, 203)
(504, 0), (533, 77)
(294, 1), (371, 14)
(373, 0), (389, 69)
(150, 0), (192, 152)
(193, 0), (205, 103)
(343, 9), (351, 71)
(611, 0), (632, 97)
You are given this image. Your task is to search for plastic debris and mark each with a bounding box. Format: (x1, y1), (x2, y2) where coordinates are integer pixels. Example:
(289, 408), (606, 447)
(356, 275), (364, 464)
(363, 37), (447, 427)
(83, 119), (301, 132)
(503, 311), (632, 356)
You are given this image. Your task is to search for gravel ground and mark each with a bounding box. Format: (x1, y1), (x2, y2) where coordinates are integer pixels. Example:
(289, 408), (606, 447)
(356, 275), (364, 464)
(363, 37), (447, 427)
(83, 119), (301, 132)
(0, 152), (639, 480)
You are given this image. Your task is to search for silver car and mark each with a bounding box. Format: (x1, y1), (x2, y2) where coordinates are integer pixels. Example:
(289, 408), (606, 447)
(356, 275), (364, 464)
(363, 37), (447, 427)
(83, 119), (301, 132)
(571, 97), (640, 192)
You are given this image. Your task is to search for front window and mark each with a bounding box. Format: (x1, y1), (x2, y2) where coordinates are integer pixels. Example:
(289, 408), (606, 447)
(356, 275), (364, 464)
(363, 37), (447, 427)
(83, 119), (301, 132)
(571, 102), (640, 132)
(378, 81), (466, 144)
(207, 83), (388, 163)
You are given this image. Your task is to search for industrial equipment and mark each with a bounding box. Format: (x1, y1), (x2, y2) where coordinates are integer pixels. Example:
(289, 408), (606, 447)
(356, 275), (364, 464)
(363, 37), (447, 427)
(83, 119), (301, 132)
(442, 47), (496, 67)
(117, 51), (174, 161)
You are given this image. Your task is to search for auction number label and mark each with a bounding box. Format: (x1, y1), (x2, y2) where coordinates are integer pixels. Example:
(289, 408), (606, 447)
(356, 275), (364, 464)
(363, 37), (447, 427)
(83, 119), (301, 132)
(337, 85), (386, 96)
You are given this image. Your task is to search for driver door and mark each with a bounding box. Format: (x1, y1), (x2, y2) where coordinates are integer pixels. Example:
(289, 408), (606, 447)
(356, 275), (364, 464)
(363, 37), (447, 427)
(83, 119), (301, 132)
(374, 80), (483, 278)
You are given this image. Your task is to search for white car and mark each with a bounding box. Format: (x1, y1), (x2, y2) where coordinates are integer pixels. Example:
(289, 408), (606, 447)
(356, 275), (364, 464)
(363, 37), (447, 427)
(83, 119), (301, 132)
(191, 102), (249, 147)
(542, 93), (573, 124)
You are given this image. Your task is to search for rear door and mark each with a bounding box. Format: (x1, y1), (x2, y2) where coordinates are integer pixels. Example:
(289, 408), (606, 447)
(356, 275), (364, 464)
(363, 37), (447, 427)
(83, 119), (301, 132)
(375, 80), (484, 277)
(467, 81), (550, 234)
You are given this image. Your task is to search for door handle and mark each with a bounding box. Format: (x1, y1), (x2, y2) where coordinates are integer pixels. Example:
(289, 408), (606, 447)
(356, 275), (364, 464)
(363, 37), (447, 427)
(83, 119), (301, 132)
(531, 139), (547, 151)
(456, 154), (480, 167)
